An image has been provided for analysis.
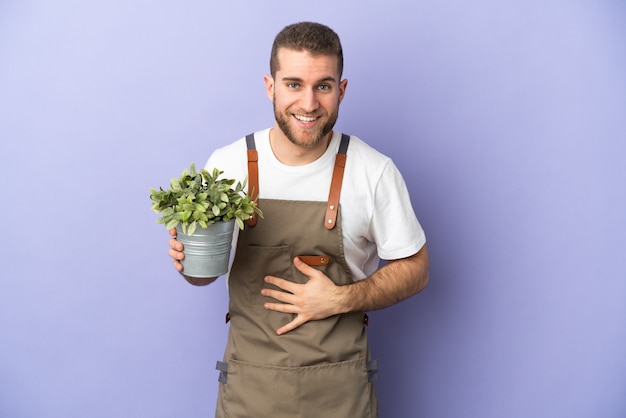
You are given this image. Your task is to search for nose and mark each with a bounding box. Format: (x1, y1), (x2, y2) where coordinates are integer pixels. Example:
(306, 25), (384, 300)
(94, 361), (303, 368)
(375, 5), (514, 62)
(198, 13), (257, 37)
(299, 88), (319, 113)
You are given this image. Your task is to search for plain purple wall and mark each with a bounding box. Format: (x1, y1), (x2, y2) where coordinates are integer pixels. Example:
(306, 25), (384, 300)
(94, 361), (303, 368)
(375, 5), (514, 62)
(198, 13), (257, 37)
(1, 1), (625, 417)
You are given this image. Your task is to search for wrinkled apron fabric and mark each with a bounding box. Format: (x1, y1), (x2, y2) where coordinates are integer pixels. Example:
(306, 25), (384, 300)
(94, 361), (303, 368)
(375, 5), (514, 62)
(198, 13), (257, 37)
(214, 135), (378, 418)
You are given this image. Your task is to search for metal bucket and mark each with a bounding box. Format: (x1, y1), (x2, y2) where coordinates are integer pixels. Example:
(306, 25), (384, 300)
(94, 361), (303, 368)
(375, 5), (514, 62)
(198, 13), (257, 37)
(176, 220), (235, 278)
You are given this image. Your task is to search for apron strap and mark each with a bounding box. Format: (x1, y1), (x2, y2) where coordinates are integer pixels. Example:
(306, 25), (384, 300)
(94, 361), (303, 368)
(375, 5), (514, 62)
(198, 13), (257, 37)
(244, 132), (351, 230)
(245, 133), (259, 227)
(325, 134), (350, 230)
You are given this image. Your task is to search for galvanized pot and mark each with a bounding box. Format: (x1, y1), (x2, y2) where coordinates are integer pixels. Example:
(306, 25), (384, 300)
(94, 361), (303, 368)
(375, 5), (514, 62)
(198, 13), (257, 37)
(176, 220), (235, 278)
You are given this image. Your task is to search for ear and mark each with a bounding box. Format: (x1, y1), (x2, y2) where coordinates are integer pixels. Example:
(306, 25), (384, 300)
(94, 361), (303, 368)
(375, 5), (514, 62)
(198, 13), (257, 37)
(338, 78), (348, 104)
(264, 74), (275, 101)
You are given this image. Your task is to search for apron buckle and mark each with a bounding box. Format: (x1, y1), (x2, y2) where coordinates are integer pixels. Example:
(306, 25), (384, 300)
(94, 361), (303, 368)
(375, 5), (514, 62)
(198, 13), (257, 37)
(367, 359), (379, 382)
(216, 361), (229, 383)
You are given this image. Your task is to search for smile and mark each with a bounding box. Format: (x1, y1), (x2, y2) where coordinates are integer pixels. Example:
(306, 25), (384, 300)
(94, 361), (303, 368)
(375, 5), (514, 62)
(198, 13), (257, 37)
(293, 114), (318, 123)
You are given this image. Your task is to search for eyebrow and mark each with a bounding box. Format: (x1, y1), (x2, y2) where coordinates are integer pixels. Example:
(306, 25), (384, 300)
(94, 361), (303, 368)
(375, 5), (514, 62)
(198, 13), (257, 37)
(281, 76), (338, 84)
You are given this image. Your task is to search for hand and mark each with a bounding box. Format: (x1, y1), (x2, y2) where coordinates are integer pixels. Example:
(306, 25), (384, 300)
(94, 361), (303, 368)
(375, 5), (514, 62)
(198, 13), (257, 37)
(261, 257), (344, 335)
(168, 228), (185, 272)
(167, 228), (217, 286)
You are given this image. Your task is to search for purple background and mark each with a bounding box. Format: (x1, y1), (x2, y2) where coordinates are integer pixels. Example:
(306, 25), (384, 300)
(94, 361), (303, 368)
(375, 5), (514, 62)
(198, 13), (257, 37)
(1, 1), (625, 417)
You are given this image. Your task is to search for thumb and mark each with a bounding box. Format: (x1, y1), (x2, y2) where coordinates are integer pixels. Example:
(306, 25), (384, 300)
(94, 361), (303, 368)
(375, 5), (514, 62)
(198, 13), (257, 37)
(293, 257), (317, 277)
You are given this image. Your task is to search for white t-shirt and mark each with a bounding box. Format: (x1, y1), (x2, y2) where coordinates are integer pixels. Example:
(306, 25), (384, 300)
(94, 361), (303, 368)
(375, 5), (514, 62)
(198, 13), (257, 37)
(205, 128), (426, 281)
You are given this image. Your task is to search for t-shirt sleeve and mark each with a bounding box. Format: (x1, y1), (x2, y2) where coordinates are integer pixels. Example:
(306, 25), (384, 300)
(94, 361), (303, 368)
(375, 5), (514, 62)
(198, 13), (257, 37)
(370, 159), (426, 260)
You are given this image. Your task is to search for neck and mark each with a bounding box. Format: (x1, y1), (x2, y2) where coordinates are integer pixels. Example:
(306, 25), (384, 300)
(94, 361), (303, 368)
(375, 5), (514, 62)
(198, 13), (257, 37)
(269, 127), (332, 166)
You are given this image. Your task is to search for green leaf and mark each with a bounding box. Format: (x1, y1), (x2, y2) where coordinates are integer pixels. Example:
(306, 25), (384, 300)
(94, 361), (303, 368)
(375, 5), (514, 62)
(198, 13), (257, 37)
(151, 161), (263, 232)
(165, 219), (179, 229)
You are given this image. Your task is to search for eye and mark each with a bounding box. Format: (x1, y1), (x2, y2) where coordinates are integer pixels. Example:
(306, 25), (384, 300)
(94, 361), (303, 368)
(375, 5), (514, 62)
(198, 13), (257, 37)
(287, 82), (299, 89)
(318, 84), (330, 91)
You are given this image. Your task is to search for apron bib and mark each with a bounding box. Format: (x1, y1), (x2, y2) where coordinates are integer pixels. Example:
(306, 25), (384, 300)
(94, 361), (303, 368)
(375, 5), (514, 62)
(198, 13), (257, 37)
(215, 134), (378, 418)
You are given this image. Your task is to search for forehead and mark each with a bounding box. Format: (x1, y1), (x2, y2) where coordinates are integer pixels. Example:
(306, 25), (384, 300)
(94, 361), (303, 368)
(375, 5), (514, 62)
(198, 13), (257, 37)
(275, 48), (340, 79)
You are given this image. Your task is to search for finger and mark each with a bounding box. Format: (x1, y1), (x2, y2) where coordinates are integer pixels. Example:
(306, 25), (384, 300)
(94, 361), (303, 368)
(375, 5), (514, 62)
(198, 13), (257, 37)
(169, 237), (184, 251)
(261, 288), (296, 304)
(168, 248), (184, 261)
(169, 228), (177, 237)
(174, 260), (183, 272)
(293, 257), (318, 276)
(263, 301), (298, 314)
(264, 275), (299, 293)
(276, 315), (307, 336)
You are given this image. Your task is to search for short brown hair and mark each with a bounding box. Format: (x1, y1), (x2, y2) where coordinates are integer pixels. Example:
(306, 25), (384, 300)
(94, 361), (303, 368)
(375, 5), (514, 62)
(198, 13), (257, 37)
(270, 22), (344, 78)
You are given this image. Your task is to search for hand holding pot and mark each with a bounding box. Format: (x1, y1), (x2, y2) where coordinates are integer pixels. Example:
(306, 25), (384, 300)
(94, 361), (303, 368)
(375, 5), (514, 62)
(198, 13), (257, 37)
(168, 228), (185, 272)
(168, 228), (219, 286)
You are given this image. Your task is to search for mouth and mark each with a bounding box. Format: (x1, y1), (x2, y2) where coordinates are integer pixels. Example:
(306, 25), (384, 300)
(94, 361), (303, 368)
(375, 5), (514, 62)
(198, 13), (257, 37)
(293, 114), (319, 126)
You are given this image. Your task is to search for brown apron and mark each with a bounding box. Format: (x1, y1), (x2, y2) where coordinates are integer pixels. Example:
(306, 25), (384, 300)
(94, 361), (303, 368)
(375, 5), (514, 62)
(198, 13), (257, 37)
(214, 133), (378, 418)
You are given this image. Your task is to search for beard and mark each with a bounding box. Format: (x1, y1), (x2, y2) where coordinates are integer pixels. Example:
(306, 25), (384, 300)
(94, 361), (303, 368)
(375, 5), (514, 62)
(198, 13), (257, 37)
(273, 100), (340, 149)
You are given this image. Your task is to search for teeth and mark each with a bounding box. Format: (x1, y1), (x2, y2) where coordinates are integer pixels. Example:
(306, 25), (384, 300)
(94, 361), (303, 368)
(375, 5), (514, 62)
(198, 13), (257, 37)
(294, 115), (316, 122)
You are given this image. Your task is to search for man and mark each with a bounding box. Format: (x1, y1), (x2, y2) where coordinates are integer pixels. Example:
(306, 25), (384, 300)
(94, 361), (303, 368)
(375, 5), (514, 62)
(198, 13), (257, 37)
(167, 21), (429, 418)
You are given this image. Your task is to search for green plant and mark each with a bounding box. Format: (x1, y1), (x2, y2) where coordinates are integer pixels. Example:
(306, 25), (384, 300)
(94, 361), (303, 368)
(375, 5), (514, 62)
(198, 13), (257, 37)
(150, 163), (261, 234)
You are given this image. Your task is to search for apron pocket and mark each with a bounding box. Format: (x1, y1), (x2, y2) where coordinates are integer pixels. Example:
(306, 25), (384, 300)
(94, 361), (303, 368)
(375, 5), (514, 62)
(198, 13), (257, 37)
(217, 359), (299, 418)
(297, 357), (377, 418)
(217, 358), (377, 418)
(229, 244), (291, 305)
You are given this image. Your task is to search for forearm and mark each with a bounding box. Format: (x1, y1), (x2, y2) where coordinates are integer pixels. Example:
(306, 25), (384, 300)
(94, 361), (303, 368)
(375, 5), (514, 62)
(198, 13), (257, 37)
(338, 245), (429, 313)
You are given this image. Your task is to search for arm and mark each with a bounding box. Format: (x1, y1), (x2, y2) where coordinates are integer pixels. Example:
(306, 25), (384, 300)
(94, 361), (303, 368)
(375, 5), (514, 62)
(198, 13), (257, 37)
(339, 244), (429, 313)
(168, 228), (218, 286)
(262, 244), (429, 334)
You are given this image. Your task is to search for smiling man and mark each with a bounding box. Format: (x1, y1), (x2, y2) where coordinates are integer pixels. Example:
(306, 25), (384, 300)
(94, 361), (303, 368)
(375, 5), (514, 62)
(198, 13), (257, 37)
(167, 21), (429, 418)
(268, 50), (344, 154)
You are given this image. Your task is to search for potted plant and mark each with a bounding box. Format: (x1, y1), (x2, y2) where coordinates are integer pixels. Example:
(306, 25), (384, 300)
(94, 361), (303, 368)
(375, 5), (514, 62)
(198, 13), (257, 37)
(150, 163), (262, 278)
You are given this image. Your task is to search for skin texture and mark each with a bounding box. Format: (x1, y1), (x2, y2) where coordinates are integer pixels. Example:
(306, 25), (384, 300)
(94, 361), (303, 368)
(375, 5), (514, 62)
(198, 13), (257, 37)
(168, 47), (430, 334)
